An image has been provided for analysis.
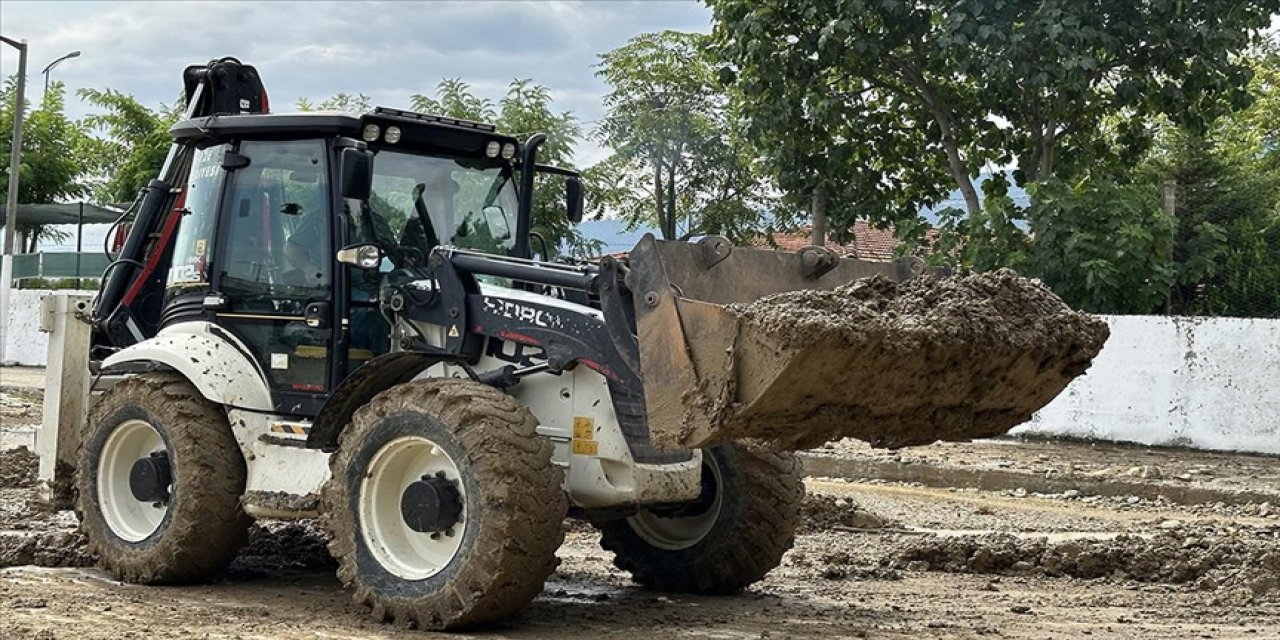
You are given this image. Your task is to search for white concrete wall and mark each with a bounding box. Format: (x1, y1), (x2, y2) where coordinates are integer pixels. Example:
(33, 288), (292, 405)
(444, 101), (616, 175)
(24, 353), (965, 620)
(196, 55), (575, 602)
(2, 289), (95, 367)
(1016, 315), (1280, 455)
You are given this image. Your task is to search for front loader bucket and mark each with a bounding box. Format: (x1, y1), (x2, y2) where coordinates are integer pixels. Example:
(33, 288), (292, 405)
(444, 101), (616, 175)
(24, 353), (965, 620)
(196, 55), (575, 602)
(625, 234), (1108, 451)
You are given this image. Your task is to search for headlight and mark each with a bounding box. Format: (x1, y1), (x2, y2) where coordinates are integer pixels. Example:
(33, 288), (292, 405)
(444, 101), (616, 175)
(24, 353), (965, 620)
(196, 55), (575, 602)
(384, 126), (401, 144)
(501, 142), (516, 160)
(336, 244), (383, 269)
(362, 124), (381, 142)
(356, 244), (382, 269)
(485, 141), (501, 158)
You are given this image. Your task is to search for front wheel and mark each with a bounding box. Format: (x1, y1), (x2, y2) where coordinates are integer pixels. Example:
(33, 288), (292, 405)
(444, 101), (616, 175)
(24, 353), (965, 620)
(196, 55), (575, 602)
(596, 443), (804, 594)
(322, 378), (566, 630)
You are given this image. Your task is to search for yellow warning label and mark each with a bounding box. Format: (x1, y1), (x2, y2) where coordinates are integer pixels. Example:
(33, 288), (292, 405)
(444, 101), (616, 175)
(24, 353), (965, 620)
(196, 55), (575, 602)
(571, 439), (598, 456)
(447, 325), (460, 338)
(572, 416), (595, 440)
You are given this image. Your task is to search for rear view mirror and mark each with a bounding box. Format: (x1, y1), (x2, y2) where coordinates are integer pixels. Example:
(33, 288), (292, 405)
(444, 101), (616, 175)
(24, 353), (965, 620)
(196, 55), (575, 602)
(340, 148), (374, 201)
(482, 206), (511, 240)
(566, 176), (584, 223)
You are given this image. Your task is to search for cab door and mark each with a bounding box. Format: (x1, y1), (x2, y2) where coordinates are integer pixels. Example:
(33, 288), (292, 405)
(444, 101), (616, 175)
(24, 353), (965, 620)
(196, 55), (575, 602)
(212, 138), (337, 416)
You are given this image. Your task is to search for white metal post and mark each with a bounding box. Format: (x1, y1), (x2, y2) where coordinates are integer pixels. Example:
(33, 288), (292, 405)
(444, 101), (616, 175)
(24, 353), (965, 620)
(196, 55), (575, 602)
(36, 292), (92, 508)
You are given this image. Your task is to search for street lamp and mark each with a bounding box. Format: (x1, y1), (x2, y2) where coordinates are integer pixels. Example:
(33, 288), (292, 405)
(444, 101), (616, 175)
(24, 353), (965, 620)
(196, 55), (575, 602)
(41, 50), (80, 95)
(0, 34), (27, 365)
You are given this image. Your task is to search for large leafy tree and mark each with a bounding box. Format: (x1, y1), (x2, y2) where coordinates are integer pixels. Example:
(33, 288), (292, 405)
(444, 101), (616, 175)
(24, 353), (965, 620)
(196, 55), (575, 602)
(0, 80), (92, 250)
(918, 47), (1280, 315)
(78, 88), (183, 203)
(710, 0), (1278, 243)
(594, 30), (768, 242)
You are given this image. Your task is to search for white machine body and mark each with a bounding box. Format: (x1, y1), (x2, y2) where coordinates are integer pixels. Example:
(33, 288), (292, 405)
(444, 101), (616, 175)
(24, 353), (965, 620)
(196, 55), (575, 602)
(75, 292), (701, 519)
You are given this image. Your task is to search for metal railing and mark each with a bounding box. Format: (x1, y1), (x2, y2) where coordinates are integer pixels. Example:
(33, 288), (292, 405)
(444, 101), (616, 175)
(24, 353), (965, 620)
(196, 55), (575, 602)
(10, 252), (109, 280)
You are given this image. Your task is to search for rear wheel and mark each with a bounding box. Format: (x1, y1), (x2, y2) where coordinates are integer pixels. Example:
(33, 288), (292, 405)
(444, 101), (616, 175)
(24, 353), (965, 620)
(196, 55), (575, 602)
(76, 372), (250, 583)
(596, 443), (803, 594)
(322, 378), (566, 630)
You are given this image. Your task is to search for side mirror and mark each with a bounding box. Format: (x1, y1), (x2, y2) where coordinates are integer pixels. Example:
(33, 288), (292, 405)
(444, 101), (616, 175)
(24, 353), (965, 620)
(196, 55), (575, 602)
(336, 243), (381, 269)
(340, 148), (374, 201)
(565, 176), (584, 223)
(482, 206), (512, 240)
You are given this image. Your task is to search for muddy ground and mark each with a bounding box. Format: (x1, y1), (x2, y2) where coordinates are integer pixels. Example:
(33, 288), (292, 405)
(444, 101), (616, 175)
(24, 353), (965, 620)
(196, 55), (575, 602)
(3, 389), (1280, 638)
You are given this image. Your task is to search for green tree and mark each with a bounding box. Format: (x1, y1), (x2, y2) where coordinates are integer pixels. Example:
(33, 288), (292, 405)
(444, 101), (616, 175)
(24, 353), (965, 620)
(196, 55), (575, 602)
(594, 30), (768, 242)
(0, 80), (91, 250)
(78, 88), (182, 203)
(1149, 51), (1280, 317)
(296, 92), (372, 114)
(710, 0), (1277, 242)
(410, 79), (496, 122)
(917, 47), (1280, 316)
(1028, 178), (1176, 313)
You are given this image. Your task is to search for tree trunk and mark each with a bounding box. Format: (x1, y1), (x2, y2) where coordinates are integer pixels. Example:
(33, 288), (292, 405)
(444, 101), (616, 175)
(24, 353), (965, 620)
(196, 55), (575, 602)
(1163, 179), (1177, 314)
(935, 115), (981, 217)
(653, 156), (668, 239)
(913, 80), (981, 217)
(665, 157), (678, 240)
(810, 185), (828, 246)
(1038, 119), (1056, 179)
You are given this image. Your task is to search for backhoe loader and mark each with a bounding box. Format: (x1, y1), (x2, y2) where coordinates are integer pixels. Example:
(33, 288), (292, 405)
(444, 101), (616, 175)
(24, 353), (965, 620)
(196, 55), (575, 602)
(38, 58), (1106, 630)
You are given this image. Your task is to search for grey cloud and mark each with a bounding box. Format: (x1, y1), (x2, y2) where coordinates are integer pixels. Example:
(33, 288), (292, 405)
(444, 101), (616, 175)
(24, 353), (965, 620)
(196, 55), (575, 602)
(1, 0), (711, 163)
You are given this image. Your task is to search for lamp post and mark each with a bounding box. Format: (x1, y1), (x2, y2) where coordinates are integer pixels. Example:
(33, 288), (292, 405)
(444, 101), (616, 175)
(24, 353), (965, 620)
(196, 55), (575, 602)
(0, 35), (28, 365)
(41, 50), (80, 95)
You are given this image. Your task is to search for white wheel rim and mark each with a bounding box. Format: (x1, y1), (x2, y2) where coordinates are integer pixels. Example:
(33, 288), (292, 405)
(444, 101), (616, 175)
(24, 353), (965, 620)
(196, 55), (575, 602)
(360, 435), (467, 580)
(628, 454), (724, 551)
(97, 419), (169, 543)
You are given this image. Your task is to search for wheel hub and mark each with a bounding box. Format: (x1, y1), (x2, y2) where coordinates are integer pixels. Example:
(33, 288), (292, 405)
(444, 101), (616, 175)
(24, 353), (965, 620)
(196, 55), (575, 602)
(128, 451), (172, 503)
(400, 473), (462, 533)
(99, 419), (170, 542)
(627, 451), (725, 551)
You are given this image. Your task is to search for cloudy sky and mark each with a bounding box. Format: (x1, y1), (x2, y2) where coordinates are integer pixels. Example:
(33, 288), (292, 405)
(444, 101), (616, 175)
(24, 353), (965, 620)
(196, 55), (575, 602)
(0, 0), (713, 165)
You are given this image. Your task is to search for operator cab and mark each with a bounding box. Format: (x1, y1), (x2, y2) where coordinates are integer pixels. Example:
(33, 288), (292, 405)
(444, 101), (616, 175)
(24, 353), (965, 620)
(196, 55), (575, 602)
(157, 108), (553, 417)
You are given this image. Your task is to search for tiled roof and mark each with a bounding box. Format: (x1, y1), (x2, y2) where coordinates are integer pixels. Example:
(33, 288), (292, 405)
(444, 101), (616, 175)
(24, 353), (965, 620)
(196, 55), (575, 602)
(578, 218), (936, 262)
(755, 221), (926, 263)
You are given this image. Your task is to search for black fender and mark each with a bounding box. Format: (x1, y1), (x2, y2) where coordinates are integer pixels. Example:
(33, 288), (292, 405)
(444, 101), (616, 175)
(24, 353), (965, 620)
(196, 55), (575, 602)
(306, 351), (459, 451)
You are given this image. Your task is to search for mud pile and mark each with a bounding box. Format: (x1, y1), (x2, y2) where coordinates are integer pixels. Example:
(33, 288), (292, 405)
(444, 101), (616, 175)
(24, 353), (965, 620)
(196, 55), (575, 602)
(710, 270), (1109, 449)
(799, 495), (888, 534)
(892, 529), (1280, 601)
(226, 521), (336, 576)
(0, 531), (94, 568)
(0, 511), (336, 575)
(0, 447), (38, 489)
(0, 393), (40, 423)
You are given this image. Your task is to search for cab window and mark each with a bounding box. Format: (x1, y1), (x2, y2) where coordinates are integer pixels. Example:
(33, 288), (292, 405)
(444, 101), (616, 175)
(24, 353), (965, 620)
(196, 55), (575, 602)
(167, 144), (227, 292)
(219, 139), (330, 306)
(353, 150), (518, 264)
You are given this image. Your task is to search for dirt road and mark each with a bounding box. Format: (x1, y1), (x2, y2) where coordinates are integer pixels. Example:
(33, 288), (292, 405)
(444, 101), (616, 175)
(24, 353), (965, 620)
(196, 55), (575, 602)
(3, 386), (1279, 639)
(4, 478), (1278, 638)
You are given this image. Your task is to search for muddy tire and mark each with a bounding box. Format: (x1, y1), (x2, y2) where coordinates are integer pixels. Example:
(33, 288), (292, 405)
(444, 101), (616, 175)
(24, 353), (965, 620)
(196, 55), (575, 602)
(76, 372), (250, 584)
(322, 378), (566, 630)
(596, 443), (803, 594)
